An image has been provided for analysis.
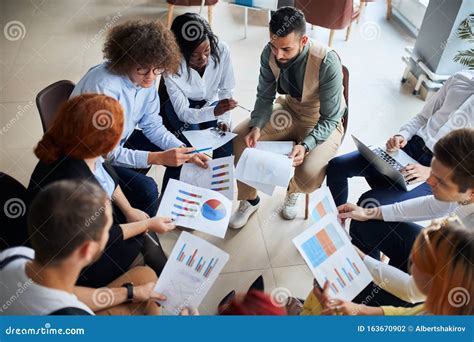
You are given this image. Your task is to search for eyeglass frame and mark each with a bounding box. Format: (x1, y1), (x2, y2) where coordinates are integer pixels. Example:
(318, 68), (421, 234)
(135, 66), (164, 76)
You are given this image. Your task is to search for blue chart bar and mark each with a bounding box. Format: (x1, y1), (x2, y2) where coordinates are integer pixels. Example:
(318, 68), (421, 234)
(301, 236), (327, 268)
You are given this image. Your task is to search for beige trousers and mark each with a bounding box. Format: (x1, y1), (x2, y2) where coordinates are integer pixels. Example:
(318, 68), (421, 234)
(234, 103), (343, 201)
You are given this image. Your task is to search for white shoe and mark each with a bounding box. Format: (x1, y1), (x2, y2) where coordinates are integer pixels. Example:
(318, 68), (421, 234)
(229, 200), (260, 229)
(281, 192), (301, 220)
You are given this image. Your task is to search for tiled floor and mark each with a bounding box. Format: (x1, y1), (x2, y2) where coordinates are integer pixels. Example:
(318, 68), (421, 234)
(1, 0), (425, 314)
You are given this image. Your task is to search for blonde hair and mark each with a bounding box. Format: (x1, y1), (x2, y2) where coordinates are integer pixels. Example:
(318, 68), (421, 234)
(411, 218), (473, 315)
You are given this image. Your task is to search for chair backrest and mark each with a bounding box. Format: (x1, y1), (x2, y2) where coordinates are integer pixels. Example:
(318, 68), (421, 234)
(295, 0), (353, 30)
(0, 173), (30, 251)
(342, 64), (349, 141)
(36, 80), (75, 133)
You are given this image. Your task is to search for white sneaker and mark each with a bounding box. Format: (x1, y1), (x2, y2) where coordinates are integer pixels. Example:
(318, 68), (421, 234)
(229, 200), (260, 229)
(281, 193), (301, 220)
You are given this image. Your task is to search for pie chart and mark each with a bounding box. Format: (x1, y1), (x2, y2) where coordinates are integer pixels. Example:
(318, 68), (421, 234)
(201, 199), (227, 221)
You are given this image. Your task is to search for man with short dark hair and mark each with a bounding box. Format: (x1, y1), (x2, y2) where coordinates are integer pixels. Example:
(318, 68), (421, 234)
(0, 180), (165, 315)
(336, 128), (474, 306)
(230, 7), (346, 228)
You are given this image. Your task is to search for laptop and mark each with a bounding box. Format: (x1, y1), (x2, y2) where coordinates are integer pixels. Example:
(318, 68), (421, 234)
(352, 135), (421, 191)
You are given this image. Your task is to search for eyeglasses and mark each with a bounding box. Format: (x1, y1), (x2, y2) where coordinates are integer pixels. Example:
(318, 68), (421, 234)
(136, 67), (164, 76)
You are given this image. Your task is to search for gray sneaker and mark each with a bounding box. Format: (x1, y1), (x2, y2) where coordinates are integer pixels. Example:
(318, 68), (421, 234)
(229, 200), (260, 229)
(281, 192), (301, 220)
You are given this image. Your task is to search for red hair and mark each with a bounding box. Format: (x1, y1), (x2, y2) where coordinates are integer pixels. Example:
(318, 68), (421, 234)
(220, 290), (287, 316)
(35, 94), (124, 163)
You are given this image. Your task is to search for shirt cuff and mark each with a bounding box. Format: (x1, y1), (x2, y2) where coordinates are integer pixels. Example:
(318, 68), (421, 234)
(303, 136), (318, 151)
(380, 204), (396, 222)
(136, 150), (151, 169)
(398, 130), (411, 141)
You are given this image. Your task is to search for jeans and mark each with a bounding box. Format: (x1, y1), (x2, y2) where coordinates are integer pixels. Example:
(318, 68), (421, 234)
(326, 135), (434, 206)
(113, 130), (162, 217)
(161, 99), (233, 192)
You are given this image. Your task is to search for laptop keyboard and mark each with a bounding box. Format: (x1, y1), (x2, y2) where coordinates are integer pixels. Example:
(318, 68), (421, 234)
(372, 148), (409, 184)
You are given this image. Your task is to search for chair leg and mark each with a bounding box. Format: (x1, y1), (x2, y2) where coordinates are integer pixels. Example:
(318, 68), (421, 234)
(345, 22), (352, 41)
(166, 4), (174, 28)
(208, 5), (214, 26)
(244, 7), (248, 38)
(357, 1), (367, 23)
(304, 193), (310, 220)
(328, 29), (335, 47)
(386, 0), (392, 20)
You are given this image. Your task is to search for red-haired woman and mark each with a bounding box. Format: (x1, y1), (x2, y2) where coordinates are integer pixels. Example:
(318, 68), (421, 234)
(28, 94), (175, 288)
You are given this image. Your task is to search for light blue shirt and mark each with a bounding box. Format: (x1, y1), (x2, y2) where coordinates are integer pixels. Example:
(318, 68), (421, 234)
(71, 62), (183, 169)
(93, 157), (115, 199)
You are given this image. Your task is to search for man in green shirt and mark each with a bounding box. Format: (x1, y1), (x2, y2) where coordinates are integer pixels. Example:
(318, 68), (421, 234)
(230, 7), (346, 228)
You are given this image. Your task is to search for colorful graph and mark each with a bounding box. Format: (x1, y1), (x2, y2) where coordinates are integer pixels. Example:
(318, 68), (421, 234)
(323, 256), (362, 295)
(211, 163), (231, 192)
(176, 243), (220, 278)
(311, 197), (334, 221)
(301, 224), (345, 268)
(201, 199), (227, 221)
(171, 189), (203, 218)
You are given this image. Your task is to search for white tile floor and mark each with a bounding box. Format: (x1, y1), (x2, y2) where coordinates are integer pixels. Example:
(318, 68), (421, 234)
(0, 0), (426, 314)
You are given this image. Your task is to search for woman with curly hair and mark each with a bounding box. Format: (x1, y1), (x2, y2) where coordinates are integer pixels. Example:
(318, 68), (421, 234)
(162, 13), (237, 167)
(71, 20), (208, 219)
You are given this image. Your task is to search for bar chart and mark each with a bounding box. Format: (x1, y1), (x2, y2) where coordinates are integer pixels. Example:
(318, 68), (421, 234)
(176, 243), (220, 278)
(211, 163), (231, 192)
(171, 189), (202, 218)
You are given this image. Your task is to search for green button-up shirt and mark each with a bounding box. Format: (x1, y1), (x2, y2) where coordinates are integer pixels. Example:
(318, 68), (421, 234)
(250, 43), (345, 150)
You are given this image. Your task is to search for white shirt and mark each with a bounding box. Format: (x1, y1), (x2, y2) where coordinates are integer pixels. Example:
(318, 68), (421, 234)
(373, 196), (473, 303)
(398, 70), (474, 151)
(164, 41), (235, 125)
(381, 195), (474, 227)
(363, 255), (425, 304)
(0, 247), (94, 315)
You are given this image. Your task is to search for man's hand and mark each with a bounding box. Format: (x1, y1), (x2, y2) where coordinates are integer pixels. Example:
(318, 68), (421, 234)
(244, 127), (261, 148)
(214, 99), (238, 116)
(189, 153), (209, 169)
(312, 280), (332, 308)
(124, 208), (149, 223)
(289, 144), (306, 167)
(400, 164), (431, 184)
(149, 147), (196, 167)
(147, 216), (176, 234)
(386, 134), (407, 152)
(133, 282), (166, 303)
(338, 203), (382, 222)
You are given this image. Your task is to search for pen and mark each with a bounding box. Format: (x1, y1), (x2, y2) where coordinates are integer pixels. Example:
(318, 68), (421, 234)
(186, 147), (213, 154)
(237, 104), (252, 112)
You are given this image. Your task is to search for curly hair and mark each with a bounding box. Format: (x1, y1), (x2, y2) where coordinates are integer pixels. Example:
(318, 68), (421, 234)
(34, 94), (124, 163)
(103, 20), (181, 76)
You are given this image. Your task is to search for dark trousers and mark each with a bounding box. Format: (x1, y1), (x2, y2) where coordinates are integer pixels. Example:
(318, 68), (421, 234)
(326, 135), (434, 207)
(350, 219), (423, 308)
(161, 99), (233, 191)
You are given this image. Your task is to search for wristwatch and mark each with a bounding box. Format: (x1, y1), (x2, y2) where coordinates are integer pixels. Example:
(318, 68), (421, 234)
(122, 282), (134, 303)
(298, 142), (310, 154)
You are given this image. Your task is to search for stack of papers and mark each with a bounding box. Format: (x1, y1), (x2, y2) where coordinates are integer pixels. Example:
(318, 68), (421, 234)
(235, 141), (295, 196)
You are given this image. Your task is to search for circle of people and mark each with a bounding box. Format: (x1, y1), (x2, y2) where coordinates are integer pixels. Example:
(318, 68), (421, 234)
(1, 7), (472, 316)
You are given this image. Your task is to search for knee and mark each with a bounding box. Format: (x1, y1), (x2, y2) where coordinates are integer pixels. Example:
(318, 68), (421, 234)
(128, 266), (158, 285)
(142, 176), (159, 201)
(356, 190), (380, 208)
(326, 156), (345, 179)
